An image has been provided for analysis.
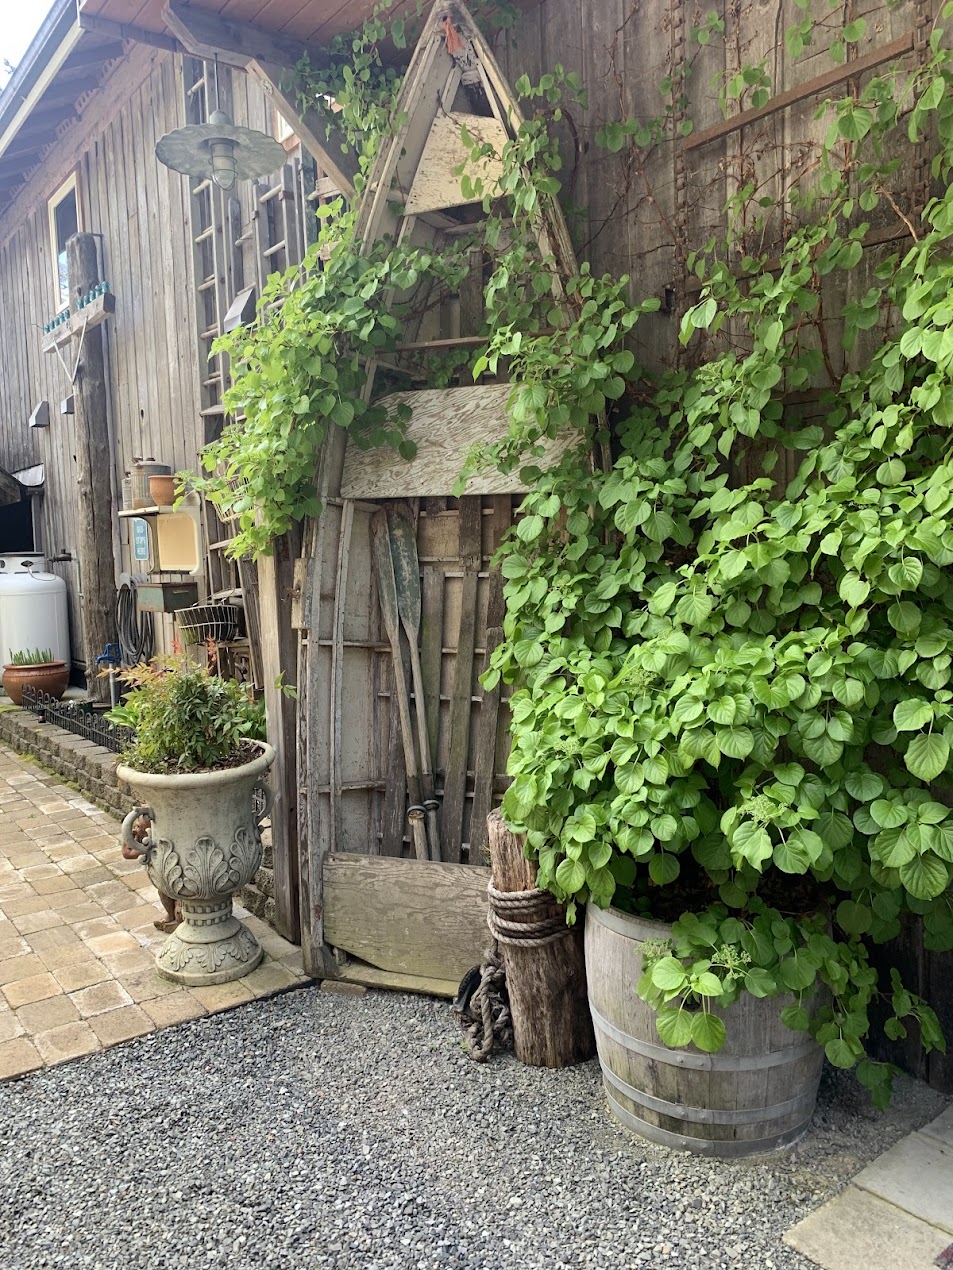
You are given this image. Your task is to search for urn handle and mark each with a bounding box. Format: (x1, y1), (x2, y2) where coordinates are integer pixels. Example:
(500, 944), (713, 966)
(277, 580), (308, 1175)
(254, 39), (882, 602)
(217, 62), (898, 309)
(121, 805), (154, 856)
(253, 779), (274, 826)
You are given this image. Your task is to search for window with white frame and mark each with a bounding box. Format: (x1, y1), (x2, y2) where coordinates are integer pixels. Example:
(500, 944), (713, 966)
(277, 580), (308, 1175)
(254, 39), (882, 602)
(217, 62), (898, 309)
(48, 174), (79, 311)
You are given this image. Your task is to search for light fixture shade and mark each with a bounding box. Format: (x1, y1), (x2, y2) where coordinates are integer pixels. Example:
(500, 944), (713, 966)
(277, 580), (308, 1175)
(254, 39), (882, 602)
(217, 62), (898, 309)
(155, 110), (288, 184)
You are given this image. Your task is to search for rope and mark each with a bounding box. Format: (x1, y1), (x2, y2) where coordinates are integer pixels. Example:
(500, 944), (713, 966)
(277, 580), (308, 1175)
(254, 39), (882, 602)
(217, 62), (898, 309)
(456, 945), (512, 1063)
(455, 880), (572, 1062)
(486, 881), (573, 948)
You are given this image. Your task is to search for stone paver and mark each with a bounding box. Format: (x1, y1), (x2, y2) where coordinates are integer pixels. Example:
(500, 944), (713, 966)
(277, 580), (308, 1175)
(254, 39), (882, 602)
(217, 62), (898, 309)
(851, 1128), (953, 1235)
(784, 1107), (953, 1268)
(0, 743), (308, 1078)
(783, 1186), (950, 1270)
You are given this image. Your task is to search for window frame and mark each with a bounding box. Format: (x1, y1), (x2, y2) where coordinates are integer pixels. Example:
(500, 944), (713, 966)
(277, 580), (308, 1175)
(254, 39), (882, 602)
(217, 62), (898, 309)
(47, 172), (81, 312)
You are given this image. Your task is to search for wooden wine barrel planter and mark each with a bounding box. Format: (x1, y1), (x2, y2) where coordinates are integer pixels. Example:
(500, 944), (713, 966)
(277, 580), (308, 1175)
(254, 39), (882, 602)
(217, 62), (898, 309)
(585, 905), (825, 1157)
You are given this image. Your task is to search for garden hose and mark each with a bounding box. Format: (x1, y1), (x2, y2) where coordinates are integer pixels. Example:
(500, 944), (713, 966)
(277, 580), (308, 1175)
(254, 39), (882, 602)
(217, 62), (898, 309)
(117, 575), (154, 666)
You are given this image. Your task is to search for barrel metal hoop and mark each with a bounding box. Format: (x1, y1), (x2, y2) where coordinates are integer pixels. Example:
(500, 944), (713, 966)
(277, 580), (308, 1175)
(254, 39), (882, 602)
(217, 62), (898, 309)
(589, 999), (821, 1072)
(599, 1060), (818, 1126)
(603, 1088), (812, 1158)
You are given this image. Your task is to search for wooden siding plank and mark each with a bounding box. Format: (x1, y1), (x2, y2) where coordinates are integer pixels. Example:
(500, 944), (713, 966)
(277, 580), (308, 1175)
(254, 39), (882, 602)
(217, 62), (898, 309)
(441, 496), (481, 863)
(323, 853), (490, 982)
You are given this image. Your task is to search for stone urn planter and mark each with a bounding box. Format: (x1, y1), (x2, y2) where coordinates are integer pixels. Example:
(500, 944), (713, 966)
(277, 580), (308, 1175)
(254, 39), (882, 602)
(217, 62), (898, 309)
(119, 741), (275, 986)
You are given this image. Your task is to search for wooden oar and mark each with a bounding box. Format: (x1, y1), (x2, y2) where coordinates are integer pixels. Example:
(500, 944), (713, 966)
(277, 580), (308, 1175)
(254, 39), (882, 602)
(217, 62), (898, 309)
(386, 503), (440, 861)
(372, 511), (429, 862)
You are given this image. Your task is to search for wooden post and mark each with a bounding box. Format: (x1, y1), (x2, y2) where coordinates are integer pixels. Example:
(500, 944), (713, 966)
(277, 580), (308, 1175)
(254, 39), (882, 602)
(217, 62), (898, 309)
(487, 809), (596, 1068)
(257, 527), (301, 943)
(67, 233), (116, 701)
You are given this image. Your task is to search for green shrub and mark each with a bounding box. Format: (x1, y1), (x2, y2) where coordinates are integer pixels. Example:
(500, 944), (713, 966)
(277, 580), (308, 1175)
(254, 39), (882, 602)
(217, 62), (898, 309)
(108, 657), (266, 774)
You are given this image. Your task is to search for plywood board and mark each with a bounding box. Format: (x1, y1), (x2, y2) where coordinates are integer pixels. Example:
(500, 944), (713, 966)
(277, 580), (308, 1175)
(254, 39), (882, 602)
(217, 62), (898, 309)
(340, 385), (575, 498)
(404, 112), (507, 215)
(323, 853), (490, 982)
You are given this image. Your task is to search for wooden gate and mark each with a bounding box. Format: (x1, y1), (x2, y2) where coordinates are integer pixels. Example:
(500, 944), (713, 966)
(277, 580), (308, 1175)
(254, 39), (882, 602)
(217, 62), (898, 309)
(298, 486), (513, 995)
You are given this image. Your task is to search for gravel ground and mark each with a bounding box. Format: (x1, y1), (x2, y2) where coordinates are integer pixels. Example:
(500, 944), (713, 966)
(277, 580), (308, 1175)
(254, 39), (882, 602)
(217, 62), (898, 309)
(0, 984), (947, 1270)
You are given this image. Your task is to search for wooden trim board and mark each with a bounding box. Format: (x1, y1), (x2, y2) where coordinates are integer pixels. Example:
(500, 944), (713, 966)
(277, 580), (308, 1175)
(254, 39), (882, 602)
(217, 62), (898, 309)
(340, 385), (576, 498)
(336, 963), (461, 999)
(323, 853), (491, 983)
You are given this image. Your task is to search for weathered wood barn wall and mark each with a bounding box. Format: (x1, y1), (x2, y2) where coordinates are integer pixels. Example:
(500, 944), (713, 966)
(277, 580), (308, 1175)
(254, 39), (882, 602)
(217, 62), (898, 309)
(491, 0), (930, 375)
(0, 29), (305, 668)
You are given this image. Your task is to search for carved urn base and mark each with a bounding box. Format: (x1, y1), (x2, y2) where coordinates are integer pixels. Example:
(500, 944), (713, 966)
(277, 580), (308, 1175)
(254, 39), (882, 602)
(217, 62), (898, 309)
(156, 899), (265, 986)
(118, 742), (276, 988)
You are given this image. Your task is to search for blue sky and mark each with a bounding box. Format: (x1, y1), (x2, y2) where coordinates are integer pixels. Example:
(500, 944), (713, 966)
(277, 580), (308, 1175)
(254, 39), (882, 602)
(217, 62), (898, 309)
(0, 1), (57, 89)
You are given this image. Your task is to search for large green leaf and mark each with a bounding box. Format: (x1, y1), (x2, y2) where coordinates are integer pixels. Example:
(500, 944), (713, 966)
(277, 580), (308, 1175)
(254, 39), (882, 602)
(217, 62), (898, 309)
(888, 557), (924, 590)
(836, 899), (872, 935)
(874, 827), (917, 869)
(838, 571), (870, 607)
(651, 956), (688, 991)
(778, 951), (817, 991)
(554, 857), (586, 893)
(690, 1011), (727, 1053)
(717, 726), (754, 759)
(780, 1004), (810, 1031)
(655, 1005), (693, 1048)
(672, 695), (704, 724)
(774, 835), (812, 874)
(845, 770), (884, 801)
(731, 820), (772, 869)
(893, 699), (934, 732)
(744, 968), (776, 997)
(676, 591), (713, 626)
(707, 696), (738, 726)
(905, 733), (950, 782)
(825, 1037), (857, 1068)
(649, 853), (680, 885)
(871, 798), (908, 829)
(899, 852), (950, 900)
(802, 732), (843, 766)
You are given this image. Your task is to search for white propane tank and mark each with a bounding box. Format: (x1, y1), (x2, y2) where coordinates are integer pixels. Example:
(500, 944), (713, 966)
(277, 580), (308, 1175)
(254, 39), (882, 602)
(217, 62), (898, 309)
(0, 562), (70, 667)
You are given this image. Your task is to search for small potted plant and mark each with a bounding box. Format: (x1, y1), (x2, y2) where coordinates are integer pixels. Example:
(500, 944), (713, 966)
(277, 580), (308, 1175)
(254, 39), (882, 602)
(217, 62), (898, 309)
(108, 656), (274, 986)
(2, 647), (69, 706)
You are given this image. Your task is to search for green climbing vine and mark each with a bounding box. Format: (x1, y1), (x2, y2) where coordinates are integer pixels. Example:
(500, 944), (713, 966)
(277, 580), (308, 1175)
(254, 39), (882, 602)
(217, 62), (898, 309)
(186, 0), (953, 1101)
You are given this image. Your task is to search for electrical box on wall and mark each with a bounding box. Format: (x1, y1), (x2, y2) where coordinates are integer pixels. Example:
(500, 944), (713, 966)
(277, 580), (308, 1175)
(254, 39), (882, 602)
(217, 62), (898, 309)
(117, 494), (202, 575)
(136, 582), (200, 613)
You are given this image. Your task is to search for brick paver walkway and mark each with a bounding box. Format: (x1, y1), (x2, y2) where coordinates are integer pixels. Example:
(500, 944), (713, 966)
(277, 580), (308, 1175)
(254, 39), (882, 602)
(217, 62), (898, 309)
(0, 743), (307, 1078)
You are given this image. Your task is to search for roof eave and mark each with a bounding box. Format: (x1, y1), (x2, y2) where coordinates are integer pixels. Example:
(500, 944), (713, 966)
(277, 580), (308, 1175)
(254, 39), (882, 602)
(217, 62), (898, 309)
(0, 0), (80, 159)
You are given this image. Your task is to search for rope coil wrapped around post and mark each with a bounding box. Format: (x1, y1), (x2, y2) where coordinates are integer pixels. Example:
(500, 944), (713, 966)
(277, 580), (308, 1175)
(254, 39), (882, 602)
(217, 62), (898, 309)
(486, 882), (573, 947)
(459, 882), (572, 1061)
(457, 811), (596, 1068)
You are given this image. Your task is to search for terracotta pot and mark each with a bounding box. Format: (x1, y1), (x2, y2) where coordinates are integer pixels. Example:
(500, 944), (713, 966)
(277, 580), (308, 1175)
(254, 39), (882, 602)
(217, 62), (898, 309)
(118, 742), (276, 986)
(149, 474), (177, 506)
(1, 661), (69, 706)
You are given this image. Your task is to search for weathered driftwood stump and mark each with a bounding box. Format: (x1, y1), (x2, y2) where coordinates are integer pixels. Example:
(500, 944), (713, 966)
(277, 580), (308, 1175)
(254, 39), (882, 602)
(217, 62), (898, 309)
(486, 810), (596, 1068)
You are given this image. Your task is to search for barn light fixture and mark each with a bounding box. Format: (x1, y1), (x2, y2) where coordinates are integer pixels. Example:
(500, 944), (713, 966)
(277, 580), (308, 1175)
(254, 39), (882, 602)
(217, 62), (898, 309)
(155, 110), (287, 190)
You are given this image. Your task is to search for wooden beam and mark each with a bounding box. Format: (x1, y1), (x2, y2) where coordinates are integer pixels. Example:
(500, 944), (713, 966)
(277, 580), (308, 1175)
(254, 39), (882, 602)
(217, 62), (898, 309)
(162, 2), (357, 196)
(684, 33), (914, 151)
(78, 13), (182, 54)
(162, 1), (323, 69)
(42, 290), (115, 354)
(257, 530), (302, 944)
(0, 468), (21, 507)
(66, 234), (117, 702)
(247, 58), (358, 198)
